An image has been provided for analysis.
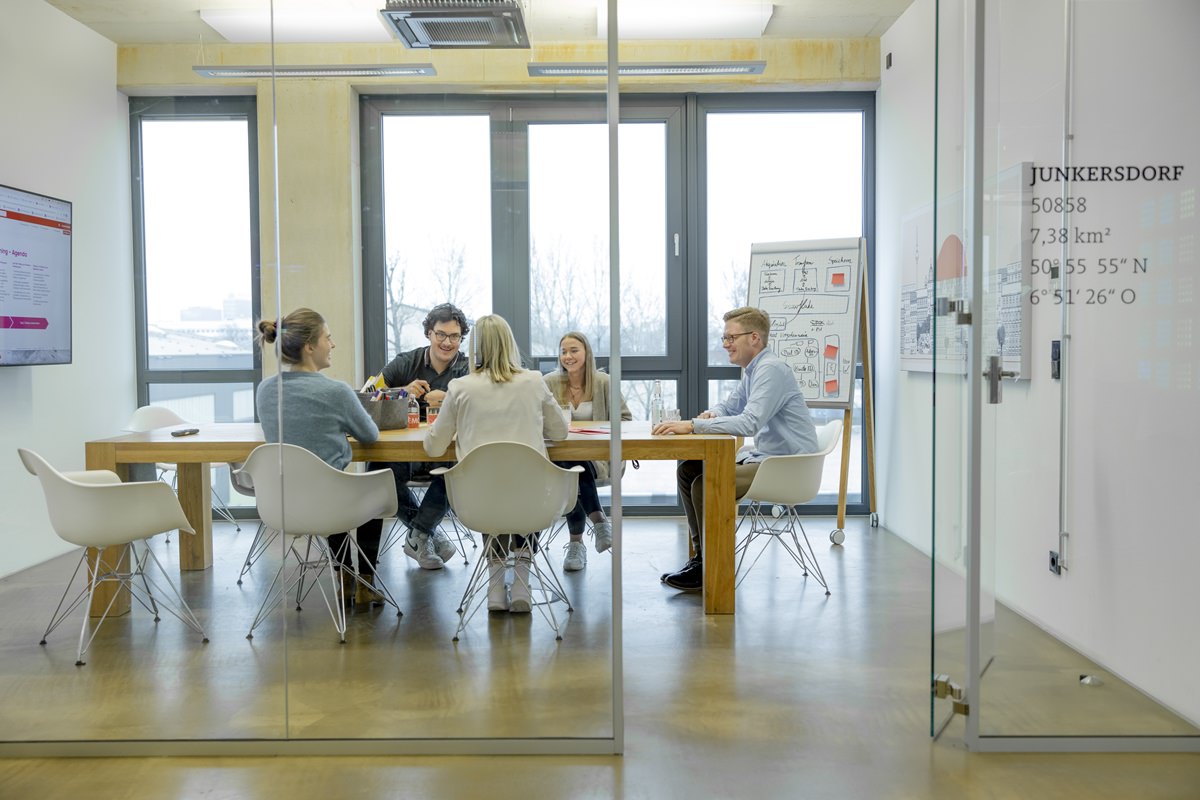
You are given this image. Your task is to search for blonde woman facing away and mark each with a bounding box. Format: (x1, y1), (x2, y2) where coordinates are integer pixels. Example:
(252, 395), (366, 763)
(255, 308), (383, 606)
(423, 314), (568, 613)
(544, 331), (632, 572)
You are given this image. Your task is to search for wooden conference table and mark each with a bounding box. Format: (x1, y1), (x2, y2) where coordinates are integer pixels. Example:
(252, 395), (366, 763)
(85, 422), (739, 615)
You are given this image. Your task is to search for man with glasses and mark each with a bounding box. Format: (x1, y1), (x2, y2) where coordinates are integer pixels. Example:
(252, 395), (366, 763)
(358, 303), (471, 575)
(652, 306), (818, 591)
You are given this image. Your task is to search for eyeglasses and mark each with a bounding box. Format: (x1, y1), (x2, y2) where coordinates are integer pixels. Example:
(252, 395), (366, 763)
(431, 331), (463, 344)
(720, 332), (754, 345)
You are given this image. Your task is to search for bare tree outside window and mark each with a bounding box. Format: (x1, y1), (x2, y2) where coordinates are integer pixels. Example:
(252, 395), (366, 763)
(384, 252), (418, 361)
(381, 115), (492, 360)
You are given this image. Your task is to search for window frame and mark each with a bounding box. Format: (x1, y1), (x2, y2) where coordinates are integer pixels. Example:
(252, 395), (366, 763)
(128, 96), (263, 406)
(360, 92), (875, 516)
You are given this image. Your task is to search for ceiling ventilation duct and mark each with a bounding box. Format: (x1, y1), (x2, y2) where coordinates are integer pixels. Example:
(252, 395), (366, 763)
(380, 0), (530, 49)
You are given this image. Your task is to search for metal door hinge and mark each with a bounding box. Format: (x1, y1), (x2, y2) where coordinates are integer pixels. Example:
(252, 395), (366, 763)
(934, 297), (972, 325)
(933, 674), (970, 716)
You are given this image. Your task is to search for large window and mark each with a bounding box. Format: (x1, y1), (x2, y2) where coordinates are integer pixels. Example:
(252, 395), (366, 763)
(528, 122), (668, 358)
(379, 114), (492, 360)
(362, 94), (873, 512)
(700, 101), (872, 506)
(130, 97), (261, 507)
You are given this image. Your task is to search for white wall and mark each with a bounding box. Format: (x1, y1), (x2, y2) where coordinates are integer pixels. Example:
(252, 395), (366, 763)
(0, 0), (135, 578)
(877, 0), (1199, 726)
(876, 0), (937, 555)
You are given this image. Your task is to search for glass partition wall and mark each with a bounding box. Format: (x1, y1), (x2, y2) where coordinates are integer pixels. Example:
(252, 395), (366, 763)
(0, 0), (621, 755)
(1, 0), (880, 757)
(267, 4), (621, 753)
(932, 0), (1200, 751)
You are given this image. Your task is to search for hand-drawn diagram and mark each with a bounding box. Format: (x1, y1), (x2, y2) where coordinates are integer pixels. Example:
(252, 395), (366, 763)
(748, 238), (863, 409)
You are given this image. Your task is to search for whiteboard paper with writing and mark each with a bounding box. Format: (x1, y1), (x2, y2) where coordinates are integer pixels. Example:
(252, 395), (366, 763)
(746, 238), (864, 409)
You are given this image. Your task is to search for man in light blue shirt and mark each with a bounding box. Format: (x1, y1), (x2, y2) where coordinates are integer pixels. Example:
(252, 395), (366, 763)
(652, 306), (817, 591)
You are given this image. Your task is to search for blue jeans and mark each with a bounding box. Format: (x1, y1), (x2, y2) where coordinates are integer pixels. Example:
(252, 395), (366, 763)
(352, 460), (452, 569)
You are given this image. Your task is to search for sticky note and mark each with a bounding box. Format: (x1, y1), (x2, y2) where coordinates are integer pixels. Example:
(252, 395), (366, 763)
(831, 271), (846, 286)
(825, 378), (839, 394)
(824, 343), (838, 359)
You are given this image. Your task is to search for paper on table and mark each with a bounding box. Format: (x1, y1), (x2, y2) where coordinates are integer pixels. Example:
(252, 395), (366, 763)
(569, 424), (611, 435)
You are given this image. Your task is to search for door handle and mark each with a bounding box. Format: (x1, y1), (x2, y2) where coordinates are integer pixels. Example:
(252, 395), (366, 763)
(983, 355), (1017, 404)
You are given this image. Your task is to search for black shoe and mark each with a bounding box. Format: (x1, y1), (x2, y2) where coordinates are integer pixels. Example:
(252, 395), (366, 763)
(661, 555), (701, 583)
(663, 559), (703, 591)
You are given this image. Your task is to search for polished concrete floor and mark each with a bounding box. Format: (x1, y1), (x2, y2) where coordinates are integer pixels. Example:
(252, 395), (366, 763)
(1, 517), (1197, 799)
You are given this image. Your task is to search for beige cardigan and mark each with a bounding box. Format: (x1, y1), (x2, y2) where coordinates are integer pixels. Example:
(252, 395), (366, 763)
(543, 370), (632, 481)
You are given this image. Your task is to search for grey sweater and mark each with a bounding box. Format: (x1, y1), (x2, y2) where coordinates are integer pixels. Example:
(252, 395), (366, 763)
(256, 371), (379, 470)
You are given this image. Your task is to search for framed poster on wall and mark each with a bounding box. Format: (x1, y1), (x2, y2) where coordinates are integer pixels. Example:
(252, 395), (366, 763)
(900, 162), (1032, 377)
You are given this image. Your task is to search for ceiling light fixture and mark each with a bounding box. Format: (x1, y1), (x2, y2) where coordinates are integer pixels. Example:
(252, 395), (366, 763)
(199, 7), (394, 44)
(595, 0), (773, 40)
(192, 64), (437, 79)
(527, 61), (766, 78)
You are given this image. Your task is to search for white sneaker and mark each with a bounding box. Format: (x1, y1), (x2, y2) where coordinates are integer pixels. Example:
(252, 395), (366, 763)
(509, 556), (532, 613)
(403, 531), (444, 570)
(592, 521), (613, 553)
(562, 540), (588, 572)
(432, 529), (457, 562)
(486, 559), (508, 612)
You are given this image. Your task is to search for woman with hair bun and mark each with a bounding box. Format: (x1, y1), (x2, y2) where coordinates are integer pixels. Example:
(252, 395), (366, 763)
(255, 307), (383, 606)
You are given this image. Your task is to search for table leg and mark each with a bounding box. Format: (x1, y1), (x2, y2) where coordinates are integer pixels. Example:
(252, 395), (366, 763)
(83, 441), (131, 618)
(176, 463), (214, 571)
(702, 438), (736, 614)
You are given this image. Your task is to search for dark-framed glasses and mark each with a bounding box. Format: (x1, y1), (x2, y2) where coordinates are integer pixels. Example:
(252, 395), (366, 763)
(432, 331), (463, 344)
(720, 332), (753, 345)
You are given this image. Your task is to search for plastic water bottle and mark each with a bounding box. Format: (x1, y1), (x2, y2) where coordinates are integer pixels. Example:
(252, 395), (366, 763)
(651, 380), (664, 426)
(407, 392), (420, 428)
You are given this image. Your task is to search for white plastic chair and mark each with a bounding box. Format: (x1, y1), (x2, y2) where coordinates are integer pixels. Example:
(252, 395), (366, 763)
(123, 405), (240, 534)
(432, 442), (582, 641)
(237, 443), (401, 643)
(18, 448), (209, 666)
(732, 419), (842, 594)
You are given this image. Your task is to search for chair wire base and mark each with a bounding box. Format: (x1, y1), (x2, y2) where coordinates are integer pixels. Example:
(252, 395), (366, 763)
(236, 522), (278, 585)
(161, 465), (241, 538)
(734, 502), (831, 594)
(246, 535), (402, 644)
(39, 541), (209, 666)
(452, 533), (571, 642)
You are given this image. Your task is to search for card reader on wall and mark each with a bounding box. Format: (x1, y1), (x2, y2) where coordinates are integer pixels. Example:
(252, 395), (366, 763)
(1051, 340), (1061, 380)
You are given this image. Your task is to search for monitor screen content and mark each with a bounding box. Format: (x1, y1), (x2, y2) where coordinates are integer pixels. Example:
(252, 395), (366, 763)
(0, 183), (72, 366)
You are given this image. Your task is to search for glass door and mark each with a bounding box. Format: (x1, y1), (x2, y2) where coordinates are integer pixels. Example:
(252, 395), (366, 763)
(936, 0), (1200, 751)
(929, 0), (974, 738)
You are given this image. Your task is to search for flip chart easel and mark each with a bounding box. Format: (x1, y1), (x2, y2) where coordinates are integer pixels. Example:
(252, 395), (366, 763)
(747, 238), (878, 541)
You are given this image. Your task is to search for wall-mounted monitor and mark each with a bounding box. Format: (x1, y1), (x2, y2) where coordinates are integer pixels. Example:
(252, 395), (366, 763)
(0, 183), (72, 366)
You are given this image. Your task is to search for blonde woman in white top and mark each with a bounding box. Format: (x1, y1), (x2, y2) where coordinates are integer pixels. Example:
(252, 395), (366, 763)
(424, 315), (568, 612)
